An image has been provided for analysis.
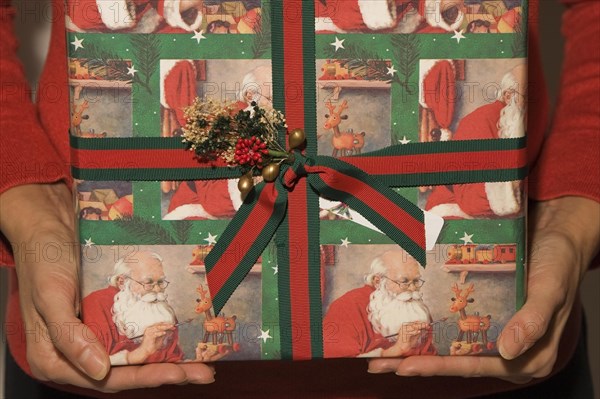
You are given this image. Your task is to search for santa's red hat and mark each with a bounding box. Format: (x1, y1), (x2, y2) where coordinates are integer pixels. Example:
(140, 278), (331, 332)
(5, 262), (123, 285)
(420, 60), (456, 141)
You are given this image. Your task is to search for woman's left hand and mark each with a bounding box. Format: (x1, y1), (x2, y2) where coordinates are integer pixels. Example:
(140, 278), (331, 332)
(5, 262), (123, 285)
(368, 196), (599, 384)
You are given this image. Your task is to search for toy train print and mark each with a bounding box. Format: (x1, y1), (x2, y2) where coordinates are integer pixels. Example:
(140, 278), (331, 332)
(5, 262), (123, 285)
(446, 244), (517, 265)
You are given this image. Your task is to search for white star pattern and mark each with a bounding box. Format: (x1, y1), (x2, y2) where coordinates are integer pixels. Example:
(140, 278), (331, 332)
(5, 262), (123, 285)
(204, 233), (218, 245)
(127, 65), (138, 76)
(330, 36), (345, 51)
(71, 36), (84, 51)
(398, 136), (411, 145)
(272, 265), (278, 274)
(451, 30), (466, 44)
(258, 329), (272, 343)
(192, 30), (206, 44)
(459, 232), (474, 245)
(84, 238), (95, 248)
(386, 65), (397, 76)
(340, 237), (351, 248)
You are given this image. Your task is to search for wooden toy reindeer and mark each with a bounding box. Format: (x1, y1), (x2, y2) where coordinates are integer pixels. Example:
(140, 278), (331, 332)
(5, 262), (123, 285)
(71, 100), (90, 136)
(195, 285), (239, 353)
(450, 283), (493, 351)
(324, 100), (366, 156)
(71, 100), (107, 138)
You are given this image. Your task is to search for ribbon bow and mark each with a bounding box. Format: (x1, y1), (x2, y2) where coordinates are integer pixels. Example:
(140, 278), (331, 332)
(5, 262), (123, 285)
(204, 149), (426, 314)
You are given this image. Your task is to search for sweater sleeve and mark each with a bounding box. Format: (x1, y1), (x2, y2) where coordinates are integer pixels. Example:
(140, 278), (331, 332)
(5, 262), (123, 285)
(0, 0), (70, 267)
(529, 0), (600, 203)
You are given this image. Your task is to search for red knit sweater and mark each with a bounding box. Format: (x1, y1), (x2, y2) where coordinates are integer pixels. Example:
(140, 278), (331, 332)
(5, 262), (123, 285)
(1, 0), (598, 397)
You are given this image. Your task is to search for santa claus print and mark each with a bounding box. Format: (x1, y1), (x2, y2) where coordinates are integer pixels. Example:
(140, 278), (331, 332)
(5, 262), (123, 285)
(315, 0), (466, 34)
(66, 0), (262, 33)
(160, 60), (271, 139)
(323, 247), (437, 358)
(81, 246), (264, 363)
(315, 0), (522, 34)
(418, 61), (527, 219)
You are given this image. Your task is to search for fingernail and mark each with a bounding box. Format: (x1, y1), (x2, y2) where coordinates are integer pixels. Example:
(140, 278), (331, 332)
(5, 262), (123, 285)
(368, 361), (393, 374)
(500, 341), (531, 360)
(78, 346), (108, 380)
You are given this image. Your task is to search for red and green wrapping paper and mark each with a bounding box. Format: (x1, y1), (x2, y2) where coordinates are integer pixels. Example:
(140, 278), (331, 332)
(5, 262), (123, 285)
(66, 0), (529, 363)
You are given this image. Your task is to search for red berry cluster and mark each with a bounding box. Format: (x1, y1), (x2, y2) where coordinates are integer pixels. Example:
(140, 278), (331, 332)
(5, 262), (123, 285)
(234, 136), (269, 167)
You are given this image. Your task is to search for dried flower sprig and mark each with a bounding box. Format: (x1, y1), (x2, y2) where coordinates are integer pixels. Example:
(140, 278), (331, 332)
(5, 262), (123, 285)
(182, 98), (288, 174)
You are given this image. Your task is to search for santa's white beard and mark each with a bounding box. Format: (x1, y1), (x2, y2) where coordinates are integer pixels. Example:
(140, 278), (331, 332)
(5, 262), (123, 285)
(367, 285), (431, 339)
(112, 282), (177, 340)
(498, 96), (526, 139)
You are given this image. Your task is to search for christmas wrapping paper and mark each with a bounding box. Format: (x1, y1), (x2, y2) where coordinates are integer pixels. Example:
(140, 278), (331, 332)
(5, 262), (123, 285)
(66, 0), (528, 364)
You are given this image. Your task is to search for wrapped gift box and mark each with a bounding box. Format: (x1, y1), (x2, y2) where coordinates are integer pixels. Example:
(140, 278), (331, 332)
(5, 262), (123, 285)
(65, 0), (528, 364)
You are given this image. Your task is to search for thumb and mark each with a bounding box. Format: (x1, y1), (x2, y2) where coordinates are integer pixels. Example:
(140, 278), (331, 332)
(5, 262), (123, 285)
(497, 263), (564, 360)
(498, 295), (556, 360)
(35, 278), (111, 380)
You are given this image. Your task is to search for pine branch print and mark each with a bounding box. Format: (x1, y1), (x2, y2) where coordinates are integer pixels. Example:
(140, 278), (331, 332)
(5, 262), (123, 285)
(172, 220), (193, 245)
(511, 20), (527, 58)
(130, 34), (161, 95)
(114, 215), (177, 245)
(391, 34), (420, 95)
(73, 42), (132, 82)
(252, 5), (271, 58)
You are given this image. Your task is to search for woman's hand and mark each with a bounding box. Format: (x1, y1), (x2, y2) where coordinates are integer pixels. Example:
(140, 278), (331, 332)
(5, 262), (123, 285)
(1, 183), (216, 393)
(367, 196), (600, 383)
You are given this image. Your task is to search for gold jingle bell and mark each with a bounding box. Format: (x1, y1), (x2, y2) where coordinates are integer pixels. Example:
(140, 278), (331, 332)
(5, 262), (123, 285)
(289, 128), (306, 149)
(237, 173), (254, 200)
(262, 163), (280, 182)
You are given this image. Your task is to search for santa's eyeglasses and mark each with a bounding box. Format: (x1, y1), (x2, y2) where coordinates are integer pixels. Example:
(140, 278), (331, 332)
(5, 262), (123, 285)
(381, 276), (425, 290)
(126, 276), (170, 291)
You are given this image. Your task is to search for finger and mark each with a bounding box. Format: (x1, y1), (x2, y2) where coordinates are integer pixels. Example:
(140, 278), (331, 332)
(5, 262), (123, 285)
(156, 323), (176, 331)
(498, 267), (564, 360)
(33, 276), (110, 381)
(367, 358), (403, 373)
(178, 363), (216, 384)
(368, 356), (532, 383)
(392, 356), (518, 380)
(57, 363), (191, 393)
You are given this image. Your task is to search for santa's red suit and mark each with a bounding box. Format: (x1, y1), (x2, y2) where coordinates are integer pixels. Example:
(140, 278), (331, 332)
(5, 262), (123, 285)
(81, 286), (184, 365)
(315, 0), (464, 33)
(160, 60), (198, 132)
(164, 179), (243, 220)
(66, 0), (203, 33)
(425, 100), (522, 218)
(323, 285), (436, 358)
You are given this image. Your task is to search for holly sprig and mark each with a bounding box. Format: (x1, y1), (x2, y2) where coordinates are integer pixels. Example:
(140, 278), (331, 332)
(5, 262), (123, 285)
(182, 98), (288, 174)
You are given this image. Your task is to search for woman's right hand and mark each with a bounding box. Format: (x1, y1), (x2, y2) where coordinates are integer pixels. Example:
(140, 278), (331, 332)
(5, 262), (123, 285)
(1, 183), (216, 393)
